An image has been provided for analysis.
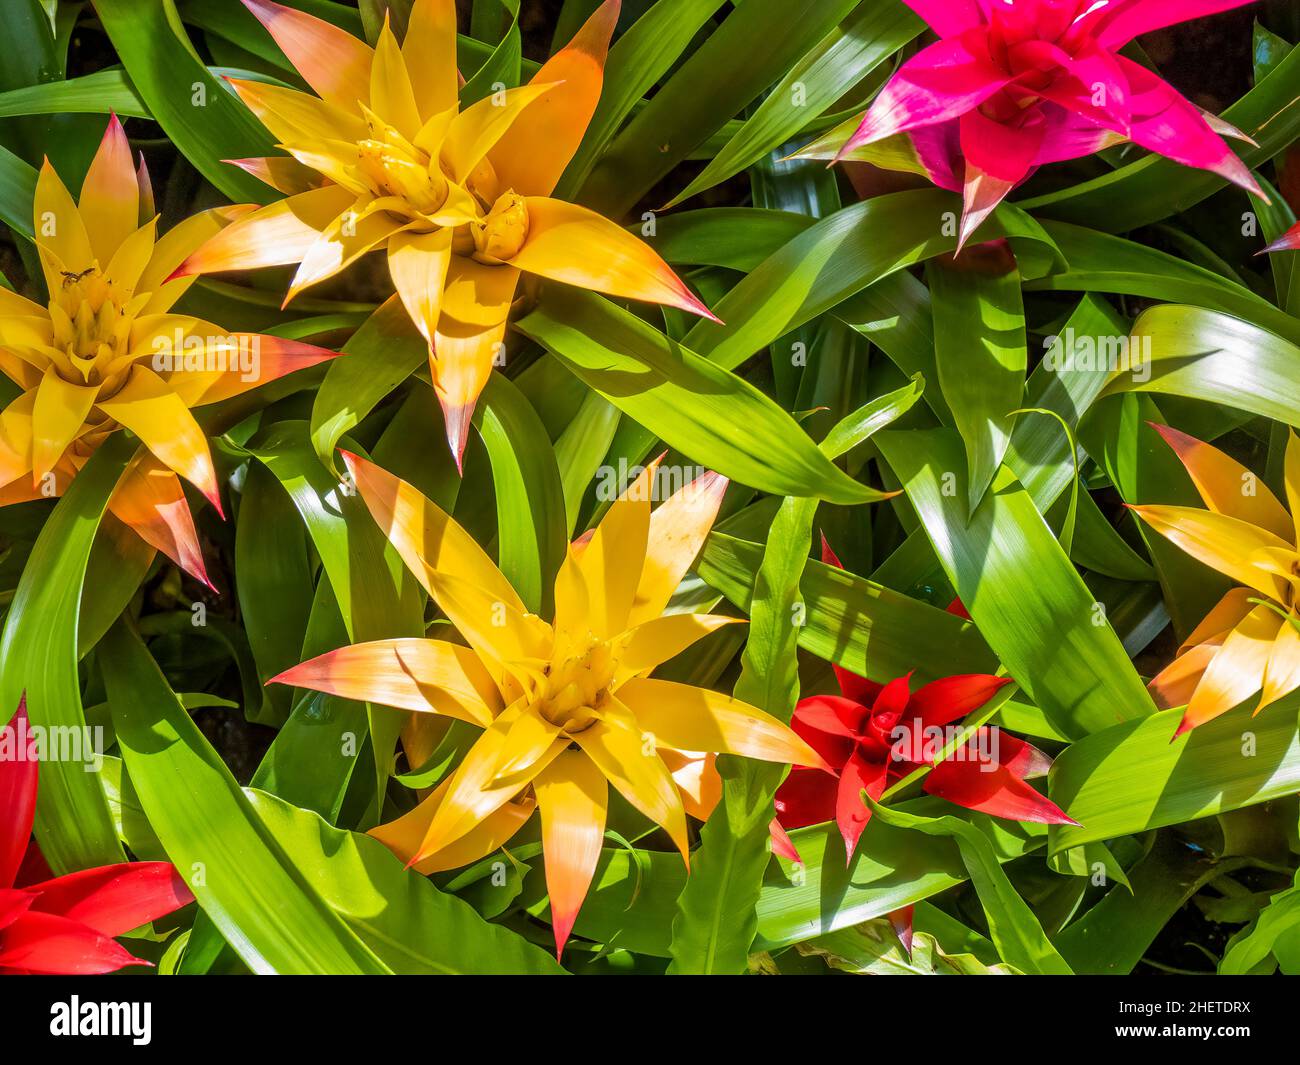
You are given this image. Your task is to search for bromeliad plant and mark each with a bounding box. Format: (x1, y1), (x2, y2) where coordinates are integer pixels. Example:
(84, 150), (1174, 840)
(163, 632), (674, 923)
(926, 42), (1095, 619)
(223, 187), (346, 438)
(3, 0), (1300, 980)
(273, 453), (825, 956)
(814, 0), (1263, 246)
(174, 0), (713, 464)
(0, 115), (337, 585)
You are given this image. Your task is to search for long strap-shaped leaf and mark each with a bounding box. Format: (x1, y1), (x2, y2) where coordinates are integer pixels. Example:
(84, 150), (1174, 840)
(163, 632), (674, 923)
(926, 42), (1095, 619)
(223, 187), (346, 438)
(875, 427), (1154, 738)
(101, 620), (390, 975)
(0, 433), (135, 873)
(863, 796), (1073, 974)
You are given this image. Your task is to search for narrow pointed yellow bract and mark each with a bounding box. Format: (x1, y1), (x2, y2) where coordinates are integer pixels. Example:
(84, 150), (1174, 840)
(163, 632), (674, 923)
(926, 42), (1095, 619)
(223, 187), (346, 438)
(1134, 425), (1300, 736)
(0, 117), (339, 586)
(175, 0), (716, 465)
(272, 452), (826, 956)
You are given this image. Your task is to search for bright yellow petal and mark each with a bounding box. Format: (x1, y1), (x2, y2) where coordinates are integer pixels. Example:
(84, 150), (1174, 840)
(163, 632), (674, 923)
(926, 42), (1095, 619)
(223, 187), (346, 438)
(613, 613), (741, 683)
(369, 17), (422, 139)
(1152, 423), (1293, 542)
(1258, 617), (1300, 713)
(551, 545), (592, 661)
(486, 0), (618, 197)
(1285, 430), (1300, 534)
(510, 197), (715, 318)
(534, 749), (607, 958)
(103, 218), (158, 295)
(1149, 642), (1218, 711)
(33, 160), (94, 292)
(486, 705), (563, 783)
(629, 470), (727, 627)
(0, 391), (36, 489)
(108, 453), (211, 588)
(439, 83), (554, 185)
(228, 76), (367, 146)
(659, 749), (721, 822)
(417, 701), (566, 858)
(342, 449), (522, 611)
(576, 459), (653, 639)
(1179, 586), (1255, 655)
(1178, 604), (1283, 735)
(270, 637), (501, 726)
(285, 207), (406, 303)
(341, 450), (551, 678)
(78, 115), (139, 264)
(402, 0), (459, 120)
(618, 677), (829, 769)
(370, 774), (533, 875)
(433, 257), (521, 465)
(1129, 504), (1295, 601)
(244, 0), (373, 112)
(30, 368), (97, 483)
(387, 228), (453, 345)
(94, 366), (221, 513)
(574, 695), (689, 862)
(0, 286), (47, 321)
(171, 186), (352, 277)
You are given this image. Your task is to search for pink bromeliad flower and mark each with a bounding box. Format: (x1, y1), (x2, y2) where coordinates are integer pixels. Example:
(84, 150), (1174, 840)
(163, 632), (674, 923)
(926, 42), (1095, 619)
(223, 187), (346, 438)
(835, 0), (1263, 247)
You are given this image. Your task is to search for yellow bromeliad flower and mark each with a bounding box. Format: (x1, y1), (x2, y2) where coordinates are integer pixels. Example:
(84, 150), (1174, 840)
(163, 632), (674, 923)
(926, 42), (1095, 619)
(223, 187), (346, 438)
(1131, 424), (1300, 737)
(0, 116), (338, 586)
(271, 452), (825, 956)
(172, 0), (716, 465)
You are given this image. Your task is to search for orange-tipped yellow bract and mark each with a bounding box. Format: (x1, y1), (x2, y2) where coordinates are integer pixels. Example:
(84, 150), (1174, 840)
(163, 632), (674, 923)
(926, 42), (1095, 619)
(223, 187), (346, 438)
(271, 452), (825, 957)
(0, 116), (340, 587)
(173, 0), (715, 467)
(1132, 424), (1300, 737)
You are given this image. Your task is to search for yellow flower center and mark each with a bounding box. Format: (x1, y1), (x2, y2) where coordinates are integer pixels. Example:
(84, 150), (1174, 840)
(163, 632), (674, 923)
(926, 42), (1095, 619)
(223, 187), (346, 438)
(356, 127), (451, 217)
(534, 641), (615, 733)
(470, 191), (529, 264)
(46, 266), (139, 392)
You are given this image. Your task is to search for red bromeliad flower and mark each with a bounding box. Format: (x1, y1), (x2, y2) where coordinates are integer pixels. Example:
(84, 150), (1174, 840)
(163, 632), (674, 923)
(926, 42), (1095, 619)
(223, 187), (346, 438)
(771, 541), (1076, 869)
(0, 699), (193, 974)
(833, 0), (1263, 248)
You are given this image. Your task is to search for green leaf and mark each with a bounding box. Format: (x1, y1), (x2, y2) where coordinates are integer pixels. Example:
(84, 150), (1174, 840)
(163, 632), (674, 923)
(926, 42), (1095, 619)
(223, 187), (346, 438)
(101, 620), (390, 974)
(516, 287), (889, 504)
(554, 799), (1047, 956)
(94, 0), (278, 204)
(668, 0), (922, 205)
(0, 69), (149, 119)
(579, 0), (860, 214)
(875, 427), (1154, 738)
(473, 374), (566, 616)
(234, 463), (314, 726)
(0, 435), (136, 872)
(799, 918), (1018, 975)
(1220, 869), (1300, 974)
(926, 257), (1026, 512)
(1102, 305), (1300, 425)
(310, 298), (427, 475)
(681, 189), (1064, 374)
(1026, 222), (1300, 347)
(557, 0), (730, 197)
(698, 533), (998, 684)
(0, 140), (37, 240)
(245, 789), (566, 974)
(1057, 834), (1245, 975)
(863, 796), (1072, 974)
(1048, 696), (1300, 851)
